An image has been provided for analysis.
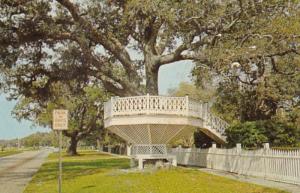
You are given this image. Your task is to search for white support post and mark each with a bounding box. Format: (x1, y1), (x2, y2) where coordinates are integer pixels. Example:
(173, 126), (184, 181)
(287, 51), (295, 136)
(138, 158), (144, 170)
(212, 143), (217, 149)
(185, 95), (189, 116)
(146, 93), (150, 114)
(172, 158), (177, 167)
(127, 144), (132, 156)
(111, 97), (116, 117)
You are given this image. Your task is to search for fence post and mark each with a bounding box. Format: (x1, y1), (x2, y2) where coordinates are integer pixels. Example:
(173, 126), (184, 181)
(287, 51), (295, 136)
(263, 143), (269, 149)
(236, 143), (242, 174)
(236, 143), (241, 151)
(263, 143), (270, 179)
(208, 143), (217, 169)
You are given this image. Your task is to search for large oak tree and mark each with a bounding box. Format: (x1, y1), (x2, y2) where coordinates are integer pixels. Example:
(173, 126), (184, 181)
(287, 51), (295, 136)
(2, 0), (294, 98)
(1, 0), (300, 150)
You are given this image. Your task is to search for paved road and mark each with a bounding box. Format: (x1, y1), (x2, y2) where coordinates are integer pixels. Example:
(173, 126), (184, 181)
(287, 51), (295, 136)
(0, 150), (51, 193)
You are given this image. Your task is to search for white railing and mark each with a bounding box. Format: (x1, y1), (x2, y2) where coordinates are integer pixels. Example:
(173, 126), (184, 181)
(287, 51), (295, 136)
(104, 95), (228, 136)
(171, 145), (300, 185)
(206, 113), (229, 135)
(131, 144), (167, 156)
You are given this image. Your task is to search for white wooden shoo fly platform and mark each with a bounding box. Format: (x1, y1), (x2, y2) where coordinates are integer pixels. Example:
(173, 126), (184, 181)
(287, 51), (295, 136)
(103, 94), (228, 169)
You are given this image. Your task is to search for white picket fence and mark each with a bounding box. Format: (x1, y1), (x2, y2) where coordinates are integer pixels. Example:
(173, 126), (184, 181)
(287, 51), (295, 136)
(171, 145), (300, 185)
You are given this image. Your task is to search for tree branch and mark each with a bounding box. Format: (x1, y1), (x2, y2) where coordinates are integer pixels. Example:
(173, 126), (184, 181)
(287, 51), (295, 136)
(55, 0), (137, 78)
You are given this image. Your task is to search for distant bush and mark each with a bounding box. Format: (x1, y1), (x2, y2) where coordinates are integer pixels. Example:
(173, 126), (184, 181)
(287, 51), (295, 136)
(226, 120), (300, 148)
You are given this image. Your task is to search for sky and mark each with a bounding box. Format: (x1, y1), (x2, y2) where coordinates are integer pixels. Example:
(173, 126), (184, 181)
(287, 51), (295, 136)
(0, 61), (194, 140)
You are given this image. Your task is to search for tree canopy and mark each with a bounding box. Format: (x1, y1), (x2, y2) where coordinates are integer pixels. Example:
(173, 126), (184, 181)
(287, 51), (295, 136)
(191, 1), (300, 122)
(3, 0), (298, 98)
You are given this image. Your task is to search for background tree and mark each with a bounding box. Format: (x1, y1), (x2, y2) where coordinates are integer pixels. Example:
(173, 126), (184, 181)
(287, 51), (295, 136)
(13, 82), (109, 155)
(191, 1), (300, 147)
(22, 131), (65, 148)
(168, 82), (215, 102)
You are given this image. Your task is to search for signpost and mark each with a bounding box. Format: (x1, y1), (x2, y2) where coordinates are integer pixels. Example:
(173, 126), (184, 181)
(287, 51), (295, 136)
(53, 109), (68, 193)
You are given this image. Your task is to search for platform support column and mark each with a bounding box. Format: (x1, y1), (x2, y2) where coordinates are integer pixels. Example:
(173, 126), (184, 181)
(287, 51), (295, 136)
(172, 158), (177, 167)
(138, 158), (144, 170)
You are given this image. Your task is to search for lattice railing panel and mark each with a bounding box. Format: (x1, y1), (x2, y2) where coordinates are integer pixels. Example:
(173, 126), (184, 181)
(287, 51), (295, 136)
(131, 144), (167, 156)
(148, 96), (188, 115)
(112, 96), (148, 116)
(205, 113), (229, 136)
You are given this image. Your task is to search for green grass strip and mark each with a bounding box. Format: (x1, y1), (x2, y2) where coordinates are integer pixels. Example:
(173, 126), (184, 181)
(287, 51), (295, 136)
(25, 151), (287, 193)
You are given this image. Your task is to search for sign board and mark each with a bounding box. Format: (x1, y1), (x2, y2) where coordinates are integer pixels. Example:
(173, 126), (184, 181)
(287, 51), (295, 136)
(53, 109), (68, 130)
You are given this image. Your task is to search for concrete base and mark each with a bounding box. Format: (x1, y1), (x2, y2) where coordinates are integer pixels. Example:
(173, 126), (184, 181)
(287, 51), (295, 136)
(132, 154), (177, 170)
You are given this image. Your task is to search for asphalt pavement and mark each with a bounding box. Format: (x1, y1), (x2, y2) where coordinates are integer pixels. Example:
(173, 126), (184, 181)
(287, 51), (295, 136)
(0, 150), (51, 193)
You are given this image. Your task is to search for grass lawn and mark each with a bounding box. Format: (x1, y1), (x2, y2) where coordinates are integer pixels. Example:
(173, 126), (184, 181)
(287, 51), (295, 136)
(24, 151), (287, 193)
(0, 149), (22, 157)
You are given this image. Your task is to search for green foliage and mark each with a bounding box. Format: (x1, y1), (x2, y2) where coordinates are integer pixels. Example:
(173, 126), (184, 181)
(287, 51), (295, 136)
(24, 151), (284, 193)
(12, 82), (110, 155)
(22, 131), (67, 148)
(226, 120), (300, 148)
(226, 122), (268, 148)
(3, 0), (298, 97)
(168, 82), (215, 102)
(191, 1), (300, 148)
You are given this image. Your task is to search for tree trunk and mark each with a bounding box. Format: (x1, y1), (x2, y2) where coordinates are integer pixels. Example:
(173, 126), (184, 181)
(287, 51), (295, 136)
(67, 136), (78, 156)
(146, 67), (159, 95)
(145, 48), (159, 95)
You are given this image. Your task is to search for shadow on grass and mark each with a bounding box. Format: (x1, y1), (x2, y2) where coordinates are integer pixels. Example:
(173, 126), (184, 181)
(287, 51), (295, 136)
(32, 156), (130, 183)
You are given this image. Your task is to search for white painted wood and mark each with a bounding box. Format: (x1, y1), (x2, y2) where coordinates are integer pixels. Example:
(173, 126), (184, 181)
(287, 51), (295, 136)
(131, 144), (168, 156)
(104, 95), (228, 144)
(171, 146), (300, 185)
(103, 95), (229, 168)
